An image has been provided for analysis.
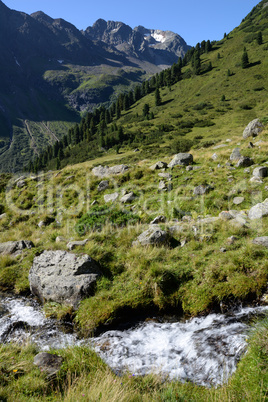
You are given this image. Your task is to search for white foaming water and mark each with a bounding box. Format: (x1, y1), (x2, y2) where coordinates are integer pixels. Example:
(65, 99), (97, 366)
(93, 306), (268, 386)
(0, 296), (78, 349)
(1, 294), (267, 387)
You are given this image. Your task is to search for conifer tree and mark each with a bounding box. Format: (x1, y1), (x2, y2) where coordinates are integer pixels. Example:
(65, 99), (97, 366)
(242, 48), (249, 69)
(155, 88), (161, 106)
(257, 31), (263, 45)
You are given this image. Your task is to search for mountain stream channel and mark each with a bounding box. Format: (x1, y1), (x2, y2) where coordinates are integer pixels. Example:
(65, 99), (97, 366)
(0, 292), (267, 387)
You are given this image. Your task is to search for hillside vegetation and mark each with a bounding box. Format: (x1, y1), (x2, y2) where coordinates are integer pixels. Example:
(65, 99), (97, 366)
(0, 1), (268, 400)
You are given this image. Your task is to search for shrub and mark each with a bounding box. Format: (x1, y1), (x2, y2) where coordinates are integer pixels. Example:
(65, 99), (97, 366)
(75, 205), (140, 235)
(172, 138), (193, 153)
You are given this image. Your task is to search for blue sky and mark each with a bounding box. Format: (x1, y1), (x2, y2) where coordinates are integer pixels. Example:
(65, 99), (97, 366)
(3, 0), (260, 46)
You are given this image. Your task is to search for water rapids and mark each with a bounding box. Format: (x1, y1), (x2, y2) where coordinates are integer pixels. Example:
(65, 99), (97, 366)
(0, 293), (267, 387)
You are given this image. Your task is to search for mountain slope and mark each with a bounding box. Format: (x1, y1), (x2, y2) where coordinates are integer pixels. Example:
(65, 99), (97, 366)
(0, 0), (190, 172)
(34, 0), (268, 173)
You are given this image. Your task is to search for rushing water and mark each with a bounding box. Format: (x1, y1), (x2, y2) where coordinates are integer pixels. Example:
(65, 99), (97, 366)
(0, 293), (267, 387)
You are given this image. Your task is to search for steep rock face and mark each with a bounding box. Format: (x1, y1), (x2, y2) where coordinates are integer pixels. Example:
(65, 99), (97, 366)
(83, 19), (190, 64)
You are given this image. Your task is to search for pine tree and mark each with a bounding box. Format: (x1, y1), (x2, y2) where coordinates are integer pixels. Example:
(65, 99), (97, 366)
(257, 31), (263, 45)
(155, 88), (161, 106)
(143, 103), (150, 117)
(242, 49), (249, 69)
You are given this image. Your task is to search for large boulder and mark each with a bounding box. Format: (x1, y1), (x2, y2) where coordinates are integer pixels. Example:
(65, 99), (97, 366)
(252, 237), (268, 248)
(236, 157), (254, 168)
(97, 180), (109, 192)
(193, 185), (212, 196)
(120, 192), (135, 203)
(92, 164), (128, 178)
(168, 153), (193, 168)
(29, 250), (102, 307)
(150, 161), (168, 170)
(34, 352), (63, 376)
(133, 226), (168, 246)
(0, 240), (34, 255)
(248, 199), (268, 220)
(253, 167), (268, 179)
(230, 148), (241, 161)
(104, 192), (119, 203)
(243, 119), (264, 139)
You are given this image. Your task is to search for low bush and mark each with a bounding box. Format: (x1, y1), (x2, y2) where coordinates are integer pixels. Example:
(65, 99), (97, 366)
(75, 205), (140, 235)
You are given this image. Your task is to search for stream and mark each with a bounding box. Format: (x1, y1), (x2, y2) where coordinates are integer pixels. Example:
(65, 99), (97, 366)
(0, 293), (267, 387)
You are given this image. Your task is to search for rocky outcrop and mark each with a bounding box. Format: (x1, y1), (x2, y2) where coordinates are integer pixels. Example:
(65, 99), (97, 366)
(97, 180), (109, 192)
(243, 119), (264, 139)
(168, 153), (193, 168)
(133, 226), (168, 246)
(104, 192), (119, 203)
(150, 161), (168, 170)
(193, 185), (213, 196)
(29, 250), (102, 307)
(120, 192), (135, 203)
(230, 148), (241, 161)
(34, 352), (63, 376)
(67, 239), (89, 250)
(252, 167), (268, 179)
(248, 199), (268, 220)
(252, 237), (268, 248)
(236, 157), (254, 168)
(92, 165), (129, 178)
(0, 240), (34, 255)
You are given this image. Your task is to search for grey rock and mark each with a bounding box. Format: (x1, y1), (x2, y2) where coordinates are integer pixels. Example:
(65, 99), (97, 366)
(252, 237), (268, 248)
(211, 153), (218, 161)
(230, 148), (241, 161)
(150, 161), (168, 170)
(104, 192), (119, 203)
(233, 197), (245, 205)
(158, 180), (167, 191)
(97, 180), (109, 192)
(0, 240), (34, 255)
(55, 236), (65, 243)
(253, 166), (268, 179)
(67, 239), (89, 250)
(197, 217), (219, 225)
(248, 199), (268, 220)
(158, 172), (172, 179)
(243, 118), (264, 139)
(226, 236), (238, 245)
(249, 177), (263, 184)
(120, 192), (135, 203)
(150, 215), (166, 224)
(219, 211), (233, 221)
(168, 153), (193, 168)
(0, 213), (7, 220)
(133, 226), (168, 246)
(213, 144), (228, 150)
(168, 224), (186, 235)
(193, 185), (212, 196)
(92, 164), (128, 178)
(29, 250), (102, 307)
(34, 352), (63, 376)
(236, 157), (254, 168)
